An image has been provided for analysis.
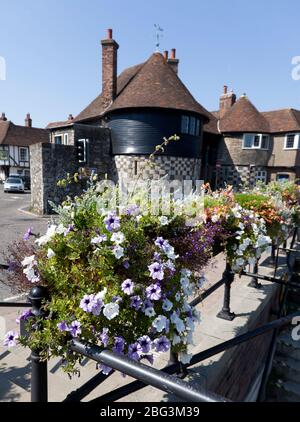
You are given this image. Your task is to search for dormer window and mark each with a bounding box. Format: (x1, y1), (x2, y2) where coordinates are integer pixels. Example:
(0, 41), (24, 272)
(181, 115), (201, 136)
(243, 134), (269, 150)
(284, 134), (300, 149)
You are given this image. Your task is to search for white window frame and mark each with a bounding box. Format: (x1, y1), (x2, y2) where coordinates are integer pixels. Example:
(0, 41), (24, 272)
(284, 133), (300, 150)
(19, 147), (29, 162)
(255, 170), (267, 183)
(242, 134), (270, 150)
(64, 133), (69, 145)
(54, 134), (63, 145)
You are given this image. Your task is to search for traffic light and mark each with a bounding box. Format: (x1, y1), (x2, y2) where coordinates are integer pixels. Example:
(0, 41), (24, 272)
(77, 139), (88, 164)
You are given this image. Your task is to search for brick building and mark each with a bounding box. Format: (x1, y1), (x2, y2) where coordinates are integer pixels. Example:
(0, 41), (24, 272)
(46, 29), (299, 190)
(203, 87), (300, 187)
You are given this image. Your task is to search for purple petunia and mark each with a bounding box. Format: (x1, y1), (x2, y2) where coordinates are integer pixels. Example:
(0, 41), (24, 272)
(128, 342), (143, 361)
(113, 336), (125, 354)
(130, 295), (143, 310)
(153, 336), (170, 353)
(69, 321), (81, 338)
(98, 363), (112, 375)
(16, 309), (33, 324)
(146, 283), (162, 301)
(138, 335), (152, 354)
(23, 227), (33, 241)
(99, 328), (109, 347)
(79, 294), (95, 313)
(126, 205), (141, 216)
(79, 294), (103, 316)
(64, 225), (75, 236)
(155, 237), (168, 249)
(104, 212), (121, 232)
(121, 279), (134, 295)
(123, 260), (130, 269)
(148, 262), (164, 281)
(57, 321), (69, 332)
(3, 331), (18, 348)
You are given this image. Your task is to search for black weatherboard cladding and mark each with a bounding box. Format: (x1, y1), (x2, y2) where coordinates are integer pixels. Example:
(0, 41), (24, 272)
(108, 109), (203, 157)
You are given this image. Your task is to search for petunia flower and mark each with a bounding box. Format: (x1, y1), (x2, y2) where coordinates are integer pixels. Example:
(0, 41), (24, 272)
(103, 303), (119, 320)
(153, 336), (170, 353)
(148, 263), (164, 281)
(69, 321), (81, 338)
(146, 283), (162, 301)
(121, 279), (134, 295)
(3, 331), (19, 348)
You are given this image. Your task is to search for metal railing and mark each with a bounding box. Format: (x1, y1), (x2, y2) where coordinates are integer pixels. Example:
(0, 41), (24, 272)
(0, 227), (299, 402)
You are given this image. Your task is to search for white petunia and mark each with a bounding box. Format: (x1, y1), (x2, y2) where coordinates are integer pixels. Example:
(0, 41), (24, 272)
(159, 216), (169, 226)
(21, 255), (36, 268)
(179, 352), (193, 365)
(248, 257), (257, 266)
(111, 232), (125, 245)
(162, 299), (173, 312)
(47, 248), (55, 259)
(56, 224), (66, 235)
(172, 334), (181, 345)
(112, 245), (124, 260)
(144, 307), (156, 318)
(152, 315), (168, 332)
(211, 215), (220, 223)
(35, 225), (57, 247)
(103, 303), (119, 320)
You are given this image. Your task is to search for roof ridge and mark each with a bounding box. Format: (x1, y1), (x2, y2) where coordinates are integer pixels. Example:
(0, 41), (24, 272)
(116, 61), (146, 97)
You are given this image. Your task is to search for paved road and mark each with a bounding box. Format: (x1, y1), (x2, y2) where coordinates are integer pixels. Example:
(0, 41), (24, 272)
(0, 189), (48, 300)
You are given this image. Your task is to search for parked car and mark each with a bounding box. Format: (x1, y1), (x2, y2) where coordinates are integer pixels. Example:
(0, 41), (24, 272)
(3, 176), (25, 193)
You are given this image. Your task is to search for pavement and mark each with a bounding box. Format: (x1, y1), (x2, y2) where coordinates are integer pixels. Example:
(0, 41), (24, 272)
(0, 244), (296, 403)
(0, 188), (48, 300)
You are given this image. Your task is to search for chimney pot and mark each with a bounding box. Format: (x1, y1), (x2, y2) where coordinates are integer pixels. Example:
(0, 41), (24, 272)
(219, 86), (236, 119)
(170, 48), (176, 59)
(0, 112), (7, 121)
(68, 114), (74, 121)
(107, 28), (113, 39)
(163, 50), (169, 60)
(25, 113), (32, 127)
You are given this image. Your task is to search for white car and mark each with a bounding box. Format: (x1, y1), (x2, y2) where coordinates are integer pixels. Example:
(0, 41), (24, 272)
(3, 176), (25, 193)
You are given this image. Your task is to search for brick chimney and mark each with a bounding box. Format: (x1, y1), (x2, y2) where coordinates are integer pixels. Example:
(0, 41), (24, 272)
(0, 112), (7, 121)
(25, 113), (32, 127)
(68, 114), (74, 121)
(163, 50), (169, 61)
(219, 85), (236, 119)
(101, 28), (119, 107)
(167, 48), (179, 74)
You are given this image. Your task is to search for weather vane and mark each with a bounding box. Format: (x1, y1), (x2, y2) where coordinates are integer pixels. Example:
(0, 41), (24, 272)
(154, 24), (164, 52)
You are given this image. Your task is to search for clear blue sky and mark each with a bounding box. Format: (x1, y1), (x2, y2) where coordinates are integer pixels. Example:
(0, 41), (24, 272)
(1, 0), (300, 128)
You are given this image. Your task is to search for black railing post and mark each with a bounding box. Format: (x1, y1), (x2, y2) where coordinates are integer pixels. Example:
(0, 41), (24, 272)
(248, 259), (262, 289)
(290, 226), (298, 250)
(169, 351), (188, 379)
(271, 242), (276, 264)
(217, 263), (235, 321)
(28, 286), (48, 402)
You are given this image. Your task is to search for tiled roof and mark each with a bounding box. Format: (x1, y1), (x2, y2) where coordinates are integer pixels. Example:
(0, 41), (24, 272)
(46, 120), (74, 129)
(74, 63), (144, 123)
(204, 111), (219, 135)
(75, 53), (211, 123)
(262, 109), (300, 133)
(219, 96), (270, 133)
(0, 121), (49, 146)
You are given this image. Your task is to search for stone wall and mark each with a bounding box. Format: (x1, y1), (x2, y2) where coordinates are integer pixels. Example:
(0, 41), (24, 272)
(30, 143), (79, 214)
(113, 155), (201, 181)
